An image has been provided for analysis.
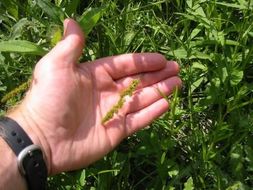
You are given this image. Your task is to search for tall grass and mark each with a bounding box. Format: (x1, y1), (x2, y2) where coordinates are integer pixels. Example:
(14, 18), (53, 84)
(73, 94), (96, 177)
(1, 0), (253, 189)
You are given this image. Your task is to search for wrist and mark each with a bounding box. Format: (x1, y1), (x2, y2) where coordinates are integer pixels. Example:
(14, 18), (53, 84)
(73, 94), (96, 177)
(0, 138), (27, 190)
(7, 105), (52, 175)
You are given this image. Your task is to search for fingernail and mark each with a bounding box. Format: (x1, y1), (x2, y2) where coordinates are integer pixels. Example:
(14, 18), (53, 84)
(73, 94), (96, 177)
(63, 19), (70, 38)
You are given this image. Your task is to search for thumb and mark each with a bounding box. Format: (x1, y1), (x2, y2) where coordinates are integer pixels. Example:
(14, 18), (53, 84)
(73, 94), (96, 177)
(45, 18), (85, 66)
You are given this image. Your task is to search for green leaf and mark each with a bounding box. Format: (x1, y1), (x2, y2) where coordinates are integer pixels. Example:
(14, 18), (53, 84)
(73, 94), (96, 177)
(1, 0), (19, 19)
(78, 7), (105, 36)
(192, 62), (207, 71)
(65, 0), (80, 16)
(35, 0), (65, 24)
(217, 31), (225, 46)
(79, 170), (86, 186)
(0, 53), (5, 64)
(49, 25), (62, 47)
(55, 0), (63, 6)
(10, 18), (32, 39)
(245, 146), (253, 163)
(230, 144), (244, 179)
(168, 169), (179, 177)
(190, 25), (202, 39)
(221, 66), (228, 83)
(216, 2), (248, 10)
(211, 77), (221, 88)
(0, 40), (47, 55)
(194, 5), (206, 18)
(226, 182), (245, 190)
(169, 47), (188, 59)
(0, 81), (7, 92)
(192, 52), (212, 60)
(191, 77), (204, 93)
(230, 70), (243, 86)
(245, 145), (253, 172)
(160, 152), (166, 165)
(225, 40), (240, 46)
(186, 0), (193, 8)
(184, 177), (194, 190)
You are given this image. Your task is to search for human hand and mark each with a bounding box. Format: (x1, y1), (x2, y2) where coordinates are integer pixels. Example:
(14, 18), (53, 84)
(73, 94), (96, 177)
(8, 19), (181, 174)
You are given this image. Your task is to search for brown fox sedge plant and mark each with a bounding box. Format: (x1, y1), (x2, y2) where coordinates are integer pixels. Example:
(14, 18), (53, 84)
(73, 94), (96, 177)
(1, 79), (31, 104)
(101, 79), (140, 124)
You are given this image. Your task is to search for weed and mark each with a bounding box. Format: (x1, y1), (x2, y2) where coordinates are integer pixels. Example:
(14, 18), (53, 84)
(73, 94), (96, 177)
(1, 0), (253, 189)
(102, 79), (139, 124)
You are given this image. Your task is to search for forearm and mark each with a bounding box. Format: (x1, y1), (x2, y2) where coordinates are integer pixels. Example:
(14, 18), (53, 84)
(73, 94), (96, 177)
(0, 138), (27, 190)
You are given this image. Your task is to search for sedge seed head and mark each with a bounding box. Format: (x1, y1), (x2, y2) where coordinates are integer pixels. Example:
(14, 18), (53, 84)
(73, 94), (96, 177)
(102, 79), (140, 124)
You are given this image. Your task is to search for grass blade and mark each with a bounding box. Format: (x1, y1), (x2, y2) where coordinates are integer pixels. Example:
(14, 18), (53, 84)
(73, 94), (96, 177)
(65, 0), (80, 16)
(78, 7), (105, 37)
(35, 0), (65, 24)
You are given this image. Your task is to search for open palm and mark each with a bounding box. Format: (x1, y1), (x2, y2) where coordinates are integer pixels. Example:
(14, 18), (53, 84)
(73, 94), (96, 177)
(9, 19), (181, 174)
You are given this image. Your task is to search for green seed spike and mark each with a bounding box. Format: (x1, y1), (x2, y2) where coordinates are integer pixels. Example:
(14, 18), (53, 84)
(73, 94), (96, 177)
(1, 79), (31, 104)
(120, 79), (139, 97)
(102, 79), (140, 125)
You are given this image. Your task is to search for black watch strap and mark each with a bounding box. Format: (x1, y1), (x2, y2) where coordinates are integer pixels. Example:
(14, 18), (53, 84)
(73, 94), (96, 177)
(0, 116), (48, 190)
(0, 117), (33, 155)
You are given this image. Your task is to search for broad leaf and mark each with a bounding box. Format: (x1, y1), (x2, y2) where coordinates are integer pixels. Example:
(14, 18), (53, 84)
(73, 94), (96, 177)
(192, 62), (207, 71)
(230, 69), (243, 86)
(49, 25), (62, 46)
(0, 40), (46, 55)
(184, 177), (194, 190)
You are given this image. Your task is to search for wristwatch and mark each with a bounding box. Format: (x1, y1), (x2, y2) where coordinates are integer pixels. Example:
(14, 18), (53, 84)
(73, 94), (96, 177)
(0, 116), (48, 190)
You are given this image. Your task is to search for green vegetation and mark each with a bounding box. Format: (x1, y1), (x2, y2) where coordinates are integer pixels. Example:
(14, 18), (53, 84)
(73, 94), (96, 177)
(1, 0), (253, 189)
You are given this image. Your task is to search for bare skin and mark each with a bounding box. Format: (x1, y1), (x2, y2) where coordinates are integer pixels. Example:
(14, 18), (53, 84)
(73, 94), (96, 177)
(0, 19), (181, 189)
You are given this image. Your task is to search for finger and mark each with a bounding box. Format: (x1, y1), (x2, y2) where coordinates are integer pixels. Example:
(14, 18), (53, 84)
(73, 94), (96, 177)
(93, 53), (167, 80)
(43, 18), (85, 67)
(121, 76), (182, 114)
(116, 61), (180, 90)
(125, 98), (170, 135)
(103, 96), (173, 146)
(102, 76), (181, 146)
